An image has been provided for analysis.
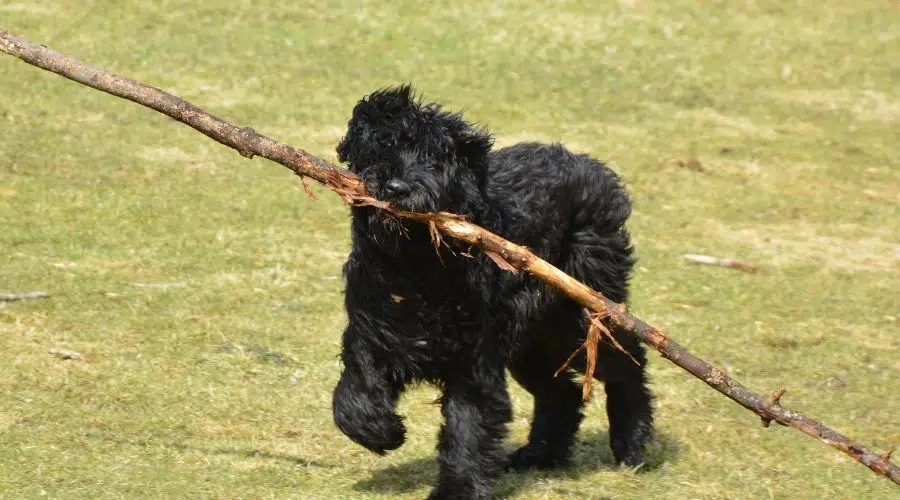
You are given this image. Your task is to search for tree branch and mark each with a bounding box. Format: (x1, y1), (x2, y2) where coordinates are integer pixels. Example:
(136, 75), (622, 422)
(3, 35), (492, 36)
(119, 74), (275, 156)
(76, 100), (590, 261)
(0, 32), (362, 195)
(2, 30), (897, 486)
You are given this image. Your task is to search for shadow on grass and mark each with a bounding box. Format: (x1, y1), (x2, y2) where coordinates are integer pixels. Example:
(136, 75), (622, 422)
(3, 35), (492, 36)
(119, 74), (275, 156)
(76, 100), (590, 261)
(111, 438), (333, 469)
(352, 430), (681, 497)
(203, 446), (333, 469)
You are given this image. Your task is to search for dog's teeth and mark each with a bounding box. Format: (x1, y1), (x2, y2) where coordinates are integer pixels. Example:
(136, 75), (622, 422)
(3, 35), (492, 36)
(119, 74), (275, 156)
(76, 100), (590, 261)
(415, 340), (428, 347)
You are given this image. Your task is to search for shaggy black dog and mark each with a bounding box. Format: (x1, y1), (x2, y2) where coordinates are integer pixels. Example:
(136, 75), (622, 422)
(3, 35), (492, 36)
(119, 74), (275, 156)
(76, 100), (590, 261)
(331, 85), (653, 499)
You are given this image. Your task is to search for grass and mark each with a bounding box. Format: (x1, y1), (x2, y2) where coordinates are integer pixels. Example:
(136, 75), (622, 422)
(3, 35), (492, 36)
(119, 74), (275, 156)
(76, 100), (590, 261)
(1, 0), (899, 498)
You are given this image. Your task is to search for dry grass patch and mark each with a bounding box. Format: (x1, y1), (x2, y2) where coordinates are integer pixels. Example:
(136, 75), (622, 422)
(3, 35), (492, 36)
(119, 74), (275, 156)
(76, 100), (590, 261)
(677, 108), (778, 140)
(773, 89), (900, 123)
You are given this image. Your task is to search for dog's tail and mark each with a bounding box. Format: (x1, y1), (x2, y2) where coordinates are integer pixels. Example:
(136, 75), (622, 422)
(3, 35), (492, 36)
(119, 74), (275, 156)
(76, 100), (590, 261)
(562, 158), (634, 305)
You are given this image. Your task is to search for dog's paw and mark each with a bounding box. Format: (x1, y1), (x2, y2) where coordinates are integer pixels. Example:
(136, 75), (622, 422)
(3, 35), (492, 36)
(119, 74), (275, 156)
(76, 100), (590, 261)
(507, 444), (569, 471)
(332, 378), (407, 454)
(427, 483), (489, 500)
(364, 411), (407, 455)
(612, 444), (645, 469)
(334, 405), (406, 455)
(610, 422), (651, 469)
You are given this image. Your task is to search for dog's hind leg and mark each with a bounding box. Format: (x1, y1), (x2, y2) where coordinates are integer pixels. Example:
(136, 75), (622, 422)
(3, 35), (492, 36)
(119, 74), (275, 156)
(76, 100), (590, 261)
(563, 219), (652, 466)
(507, 326), (585, 471)
(598, 325), (653, 467)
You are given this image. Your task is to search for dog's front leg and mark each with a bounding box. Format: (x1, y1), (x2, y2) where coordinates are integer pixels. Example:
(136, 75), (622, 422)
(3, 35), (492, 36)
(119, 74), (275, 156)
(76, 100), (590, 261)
(430, 356), (512, 500)
(332, 333), (407, 455)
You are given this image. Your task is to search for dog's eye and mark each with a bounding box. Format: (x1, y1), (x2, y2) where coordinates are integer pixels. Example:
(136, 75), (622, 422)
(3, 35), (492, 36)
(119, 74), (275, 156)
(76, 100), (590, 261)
(375, 134), (396, 149)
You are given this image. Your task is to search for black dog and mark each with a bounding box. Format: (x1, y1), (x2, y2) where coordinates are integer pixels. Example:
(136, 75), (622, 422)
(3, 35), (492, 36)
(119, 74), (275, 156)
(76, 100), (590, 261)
(331, 85), (653, 499)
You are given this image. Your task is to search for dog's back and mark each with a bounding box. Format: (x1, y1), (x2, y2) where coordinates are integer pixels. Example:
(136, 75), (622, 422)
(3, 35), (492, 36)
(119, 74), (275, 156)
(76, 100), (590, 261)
(485, 141), (634, 304)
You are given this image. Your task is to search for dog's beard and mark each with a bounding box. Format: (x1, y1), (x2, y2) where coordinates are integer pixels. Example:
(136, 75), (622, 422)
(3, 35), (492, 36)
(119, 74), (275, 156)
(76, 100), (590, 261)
(374, 190), (435, 235)
(367, 185), (447, 252)
(363, 209), (413, 254)
(375, 214), (405, 237)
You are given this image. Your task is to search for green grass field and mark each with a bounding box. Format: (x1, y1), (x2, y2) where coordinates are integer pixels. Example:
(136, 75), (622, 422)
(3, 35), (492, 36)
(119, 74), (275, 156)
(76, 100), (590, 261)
(2, 1), (898, 498)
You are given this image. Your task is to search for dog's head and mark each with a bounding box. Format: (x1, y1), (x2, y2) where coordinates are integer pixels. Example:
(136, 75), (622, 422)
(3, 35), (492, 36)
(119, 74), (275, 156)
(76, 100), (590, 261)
(337, 85), (493, 213)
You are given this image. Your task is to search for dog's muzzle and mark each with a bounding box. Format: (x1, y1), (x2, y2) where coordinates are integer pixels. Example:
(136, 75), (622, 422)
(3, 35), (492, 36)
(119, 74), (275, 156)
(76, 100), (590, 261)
(385, 179), (412, 197)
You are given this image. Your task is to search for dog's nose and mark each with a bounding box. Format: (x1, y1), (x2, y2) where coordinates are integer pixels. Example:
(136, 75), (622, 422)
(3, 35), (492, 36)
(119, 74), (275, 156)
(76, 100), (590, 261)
(385, 179), (411, 196)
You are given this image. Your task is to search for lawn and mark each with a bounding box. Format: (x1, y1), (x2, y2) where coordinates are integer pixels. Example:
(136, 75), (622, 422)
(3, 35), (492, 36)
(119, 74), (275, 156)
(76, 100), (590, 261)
(1, 1), (898, 498)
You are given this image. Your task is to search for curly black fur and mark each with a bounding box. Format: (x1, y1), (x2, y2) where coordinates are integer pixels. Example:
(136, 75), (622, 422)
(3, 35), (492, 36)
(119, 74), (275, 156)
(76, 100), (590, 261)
(332, 85), (653, 499)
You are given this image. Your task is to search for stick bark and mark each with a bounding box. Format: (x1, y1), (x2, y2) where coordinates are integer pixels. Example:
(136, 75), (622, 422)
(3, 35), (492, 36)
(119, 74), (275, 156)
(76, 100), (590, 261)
(2, 30), (897, 486)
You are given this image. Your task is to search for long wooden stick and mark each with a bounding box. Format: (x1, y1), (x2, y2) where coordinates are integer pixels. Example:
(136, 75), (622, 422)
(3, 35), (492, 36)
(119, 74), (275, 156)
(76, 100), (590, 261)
(2, 31), (897, 486)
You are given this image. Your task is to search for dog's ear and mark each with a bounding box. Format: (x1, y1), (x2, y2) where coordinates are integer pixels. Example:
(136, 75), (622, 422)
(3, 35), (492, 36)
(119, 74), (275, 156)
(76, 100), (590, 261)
(455, 125), (493, 180)
(336, 128), (354, 164)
